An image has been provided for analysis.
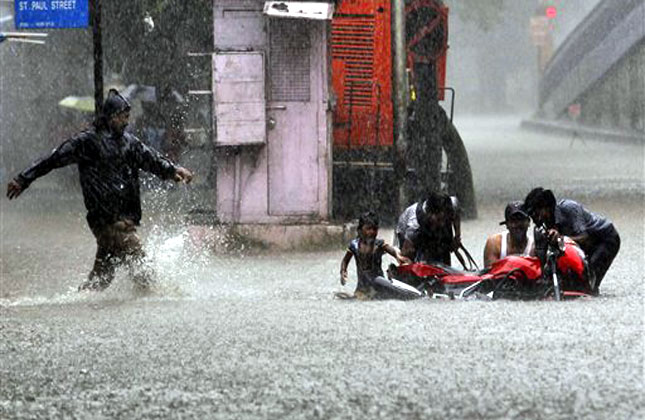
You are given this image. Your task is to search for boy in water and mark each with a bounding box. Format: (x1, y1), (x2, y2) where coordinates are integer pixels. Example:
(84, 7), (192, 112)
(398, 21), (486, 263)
(340, 211), (412, 299)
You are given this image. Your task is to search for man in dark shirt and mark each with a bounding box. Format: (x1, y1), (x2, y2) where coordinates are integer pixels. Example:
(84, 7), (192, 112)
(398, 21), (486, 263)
(523, 187), (620, 294)
(396, 191), (461, 265)
(6, 89), (194, 291)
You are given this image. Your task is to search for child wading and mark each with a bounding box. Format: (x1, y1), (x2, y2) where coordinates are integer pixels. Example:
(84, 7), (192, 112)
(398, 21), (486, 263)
(339, 212), (419, 300)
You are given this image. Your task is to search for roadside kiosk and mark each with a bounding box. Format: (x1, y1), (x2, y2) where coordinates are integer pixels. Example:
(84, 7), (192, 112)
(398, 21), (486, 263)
(212, 1), (334, 224)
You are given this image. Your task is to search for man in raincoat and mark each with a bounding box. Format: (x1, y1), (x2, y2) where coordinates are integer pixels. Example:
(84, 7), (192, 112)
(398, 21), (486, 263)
(6, 89), (194, 291)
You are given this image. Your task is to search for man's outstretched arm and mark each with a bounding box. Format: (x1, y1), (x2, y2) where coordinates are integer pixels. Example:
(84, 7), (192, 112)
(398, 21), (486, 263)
(6, 137), (81, 200)
(173, 167), (193, 184)
(6, 180), (24, 200)
(132, 138), (193, 184)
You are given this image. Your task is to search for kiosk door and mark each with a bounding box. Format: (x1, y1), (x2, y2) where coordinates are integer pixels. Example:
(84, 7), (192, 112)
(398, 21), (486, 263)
(267, 19), (322, 216)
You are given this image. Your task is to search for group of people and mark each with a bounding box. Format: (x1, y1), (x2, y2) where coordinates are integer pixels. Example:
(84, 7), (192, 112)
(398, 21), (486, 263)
(341, 189), (620, 298)
(5, 89), (620, 298)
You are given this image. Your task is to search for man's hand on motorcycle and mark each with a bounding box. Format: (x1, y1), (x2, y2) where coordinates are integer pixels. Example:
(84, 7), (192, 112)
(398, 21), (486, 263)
(546, 228), (561, 244)
(397, 255), (412, 265)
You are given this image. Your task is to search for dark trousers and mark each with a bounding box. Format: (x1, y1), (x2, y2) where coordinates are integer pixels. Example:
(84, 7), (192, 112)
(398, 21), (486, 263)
(79, 220), (152, 291)
(587, 228), (620, 292)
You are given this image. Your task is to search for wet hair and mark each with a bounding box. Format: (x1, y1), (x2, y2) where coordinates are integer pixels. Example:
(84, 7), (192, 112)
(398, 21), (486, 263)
(357, 211), (379, 231)
(423, 190), (452, 214)
(523, 187), (556, 214)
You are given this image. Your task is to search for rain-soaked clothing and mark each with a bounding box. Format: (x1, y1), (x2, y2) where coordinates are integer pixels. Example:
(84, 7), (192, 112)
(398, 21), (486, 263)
(347, 238), (386, 294)
(347, 238), (421, 300)
(552, 199), (620, 290)
(395, 202), (456, 265)
(15, 129), (178, 231)
(15, 127), (177, 289)
(79, 220), (152, 291)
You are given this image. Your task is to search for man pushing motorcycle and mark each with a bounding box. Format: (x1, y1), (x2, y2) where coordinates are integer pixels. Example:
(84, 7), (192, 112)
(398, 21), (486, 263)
(522, 187), (620, 295)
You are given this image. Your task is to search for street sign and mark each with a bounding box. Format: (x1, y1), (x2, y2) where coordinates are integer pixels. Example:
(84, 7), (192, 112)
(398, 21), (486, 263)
(530, 16), (549, 46)
(14, 0), (89, 29)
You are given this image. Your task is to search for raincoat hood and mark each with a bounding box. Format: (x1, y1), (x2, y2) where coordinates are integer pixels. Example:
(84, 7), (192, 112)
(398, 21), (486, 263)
(102, 89), (131, 118)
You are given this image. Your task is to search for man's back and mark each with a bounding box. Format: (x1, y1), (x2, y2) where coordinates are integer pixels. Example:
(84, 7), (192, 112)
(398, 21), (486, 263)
(554, 199), (613, 242)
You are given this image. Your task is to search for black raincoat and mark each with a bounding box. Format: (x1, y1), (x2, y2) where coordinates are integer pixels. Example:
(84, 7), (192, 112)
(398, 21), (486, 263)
(15, 128), (178, 230)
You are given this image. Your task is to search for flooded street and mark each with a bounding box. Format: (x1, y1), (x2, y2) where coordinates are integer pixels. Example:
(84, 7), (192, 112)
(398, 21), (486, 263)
(1, 117), (643, 419)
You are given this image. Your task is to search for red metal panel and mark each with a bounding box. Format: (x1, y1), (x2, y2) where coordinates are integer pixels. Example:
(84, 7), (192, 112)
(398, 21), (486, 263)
(331, 1), (450, 148)
(405, 1), (449, 101)
(436, 5), (448, 101)
(331, 0), (392, 148)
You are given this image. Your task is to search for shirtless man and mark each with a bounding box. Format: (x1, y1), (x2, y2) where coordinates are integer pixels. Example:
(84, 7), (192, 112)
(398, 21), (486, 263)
(483, 201), (532, 267)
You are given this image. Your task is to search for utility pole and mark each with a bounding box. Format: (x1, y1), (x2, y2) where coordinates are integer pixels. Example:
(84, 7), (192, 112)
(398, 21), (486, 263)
(392, 0), (408, 215)
(90, 0), (103, 117)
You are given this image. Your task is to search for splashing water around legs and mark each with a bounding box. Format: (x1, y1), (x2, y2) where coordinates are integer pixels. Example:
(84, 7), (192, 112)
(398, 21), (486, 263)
(78, 220), (150, 291)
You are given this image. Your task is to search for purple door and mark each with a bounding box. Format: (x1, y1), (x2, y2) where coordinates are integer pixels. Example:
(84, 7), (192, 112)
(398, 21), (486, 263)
(267, 19), (320, 216)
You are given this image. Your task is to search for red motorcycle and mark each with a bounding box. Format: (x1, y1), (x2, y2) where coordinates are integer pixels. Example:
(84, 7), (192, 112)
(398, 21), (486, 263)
(389, 232), (593, 301)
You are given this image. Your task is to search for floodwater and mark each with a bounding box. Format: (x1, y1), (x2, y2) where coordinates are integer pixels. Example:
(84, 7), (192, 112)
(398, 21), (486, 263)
(1, 117), (643, 419)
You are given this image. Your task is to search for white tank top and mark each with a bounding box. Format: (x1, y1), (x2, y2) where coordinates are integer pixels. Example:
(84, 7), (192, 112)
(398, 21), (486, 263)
(500, 231), (532, 258)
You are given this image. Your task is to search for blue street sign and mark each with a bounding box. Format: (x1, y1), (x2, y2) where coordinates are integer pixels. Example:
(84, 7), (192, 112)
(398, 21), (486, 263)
(14, 0), (89, 29)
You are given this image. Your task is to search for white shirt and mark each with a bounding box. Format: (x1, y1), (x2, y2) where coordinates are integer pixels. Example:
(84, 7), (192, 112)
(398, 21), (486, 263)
(500, 231), (533, 258)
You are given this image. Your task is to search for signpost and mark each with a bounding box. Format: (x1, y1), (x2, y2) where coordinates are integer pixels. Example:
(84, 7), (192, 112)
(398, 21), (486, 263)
(14, 0), (89, 29)
(13, 0), (102, 117)
(530, 15), (553, 74)
(530, 16), (549, 46)
(89, 0), (102, 115)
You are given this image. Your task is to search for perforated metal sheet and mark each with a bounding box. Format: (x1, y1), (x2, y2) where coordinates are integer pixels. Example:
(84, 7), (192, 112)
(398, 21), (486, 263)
(269, 20), (311, 102)
(332, 14), (375, 108)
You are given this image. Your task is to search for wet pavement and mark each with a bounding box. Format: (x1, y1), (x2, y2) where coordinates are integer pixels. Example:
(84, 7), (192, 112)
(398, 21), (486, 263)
(1, 117), (644, 419)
